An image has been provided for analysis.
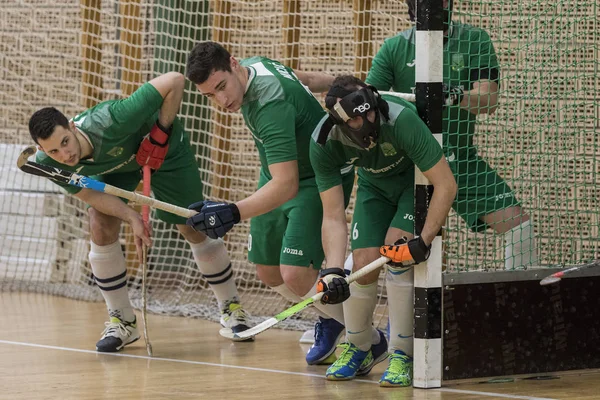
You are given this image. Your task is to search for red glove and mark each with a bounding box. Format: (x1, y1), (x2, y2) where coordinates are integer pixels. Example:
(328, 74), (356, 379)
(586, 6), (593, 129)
(136, 122), (171, 170)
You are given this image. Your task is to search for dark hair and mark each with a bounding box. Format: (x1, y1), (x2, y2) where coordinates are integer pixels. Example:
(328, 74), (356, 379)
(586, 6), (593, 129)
(29, 107), (69, 144)
(324, 75), (367, 109)
(186, 41), (232, 84)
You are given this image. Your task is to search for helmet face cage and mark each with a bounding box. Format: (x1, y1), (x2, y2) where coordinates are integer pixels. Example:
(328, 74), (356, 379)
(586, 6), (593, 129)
(329, 87), (381, 149)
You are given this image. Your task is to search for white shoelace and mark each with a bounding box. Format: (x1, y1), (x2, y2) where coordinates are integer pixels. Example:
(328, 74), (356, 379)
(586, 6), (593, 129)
(102, 320), (131, 338)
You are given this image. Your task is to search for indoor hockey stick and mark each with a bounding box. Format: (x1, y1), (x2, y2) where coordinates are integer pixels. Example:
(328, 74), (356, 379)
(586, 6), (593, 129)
(141, 165), (153, 356)
(17, 146), (196, 218)
(539, 260), (600, 285)
(219, 255), (390, 341)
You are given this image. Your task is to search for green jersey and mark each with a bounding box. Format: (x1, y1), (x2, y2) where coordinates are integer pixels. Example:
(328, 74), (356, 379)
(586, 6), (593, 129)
(36, 83), (185, 194)
(310, 96), (443, 193)
(366, 22), (499, 157)
(240, 57), (326, 181)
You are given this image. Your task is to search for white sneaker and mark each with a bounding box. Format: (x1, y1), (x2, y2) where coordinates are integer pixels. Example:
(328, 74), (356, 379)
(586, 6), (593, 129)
(300, 329), (315, 344)
(220, 300), (254, 341)
(96, 315), (140, 352)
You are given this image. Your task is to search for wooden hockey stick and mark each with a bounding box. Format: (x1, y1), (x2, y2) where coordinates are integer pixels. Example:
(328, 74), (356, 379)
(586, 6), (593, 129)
(141, 165), (153, 356)
(17, 146), (195, 218)
(219, 256), (390, 340)
(539, 260), (600, 285)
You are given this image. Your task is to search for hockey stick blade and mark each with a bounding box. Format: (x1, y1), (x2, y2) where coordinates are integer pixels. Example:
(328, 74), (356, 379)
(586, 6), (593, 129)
(16, 145), (36, 169)
(219, 296), (319, 340)
(219, 255), (391, 340)
(539, 275), (562, 286)
(540, 260), (600, 286)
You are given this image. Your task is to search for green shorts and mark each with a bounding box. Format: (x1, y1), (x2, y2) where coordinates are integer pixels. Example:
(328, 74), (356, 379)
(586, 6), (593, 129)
(351, 168), (415, 250)
(248, 169), (355, 268)
(450, 153), (520, 232)
(96, 133), (203, 225)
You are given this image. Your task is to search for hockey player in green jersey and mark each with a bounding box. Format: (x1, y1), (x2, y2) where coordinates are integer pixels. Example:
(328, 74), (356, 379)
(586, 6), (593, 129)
(312, 75), (456, 385)
(185, 41), (385, 366)
(28, 72), (251, 352)
(365, 0), (537, 270)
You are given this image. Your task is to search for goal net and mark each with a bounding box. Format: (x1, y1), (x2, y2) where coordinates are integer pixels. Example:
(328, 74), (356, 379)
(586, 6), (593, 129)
(1, 0), (598, 330)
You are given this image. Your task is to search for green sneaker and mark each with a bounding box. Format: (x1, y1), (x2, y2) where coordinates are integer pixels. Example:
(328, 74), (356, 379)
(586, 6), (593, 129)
(326, 343), (373, 381)
(379, 350), (413, 387)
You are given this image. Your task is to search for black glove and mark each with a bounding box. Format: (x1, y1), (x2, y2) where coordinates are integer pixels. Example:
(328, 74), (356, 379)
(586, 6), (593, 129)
(186, 201), (241, 239)
(316, 268), (350, 305)
(380, 236), (431, 268)
(443, 83), (464, 107)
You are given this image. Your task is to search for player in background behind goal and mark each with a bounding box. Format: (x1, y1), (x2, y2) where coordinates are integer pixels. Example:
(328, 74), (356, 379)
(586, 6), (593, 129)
(28, 72), (251, 352)
(366, 0), (537, 270)
(299, 0), (537, 272)
(312, 76), (456, 385)
(185, 41), (386, 366)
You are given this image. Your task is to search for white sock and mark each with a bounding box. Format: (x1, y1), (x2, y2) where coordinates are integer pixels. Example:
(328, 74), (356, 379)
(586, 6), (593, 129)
(344, 253), (354, 273)
(343, 281), (378, 351)
(272, 283), (302, 303)
(505, 220), (538, 270)
(372, 326), (382, 344)
(386, 266), (414, 356)
(342, 254), (380, 342)
(303, 279), (345, 324)
(89, 240), (134, 321)
(189, 238), (239, 310)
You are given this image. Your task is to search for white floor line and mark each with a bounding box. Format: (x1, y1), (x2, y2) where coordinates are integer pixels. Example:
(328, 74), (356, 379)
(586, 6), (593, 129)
(0, 339), (555, 400)
(438, 388), (555, 400)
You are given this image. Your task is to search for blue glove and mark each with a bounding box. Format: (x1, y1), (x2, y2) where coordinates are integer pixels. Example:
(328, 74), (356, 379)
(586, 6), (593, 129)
(186, 201), (241, 239)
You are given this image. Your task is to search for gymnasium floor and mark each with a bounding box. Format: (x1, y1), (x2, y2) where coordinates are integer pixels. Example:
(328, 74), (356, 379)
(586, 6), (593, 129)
(1, 292), (598, 399)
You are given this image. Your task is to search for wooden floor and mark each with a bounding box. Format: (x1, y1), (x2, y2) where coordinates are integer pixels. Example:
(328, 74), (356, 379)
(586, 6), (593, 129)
(1, 293), (599, 400)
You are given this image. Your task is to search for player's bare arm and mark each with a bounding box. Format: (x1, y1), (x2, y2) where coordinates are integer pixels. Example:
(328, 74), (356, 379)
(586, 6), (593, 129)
(319, 184), (348, 268)
(315, 183), (352, 304)
(419, 157), (457, 245)
(148, 72), (186, 127)
(235, 160), (299, 220)
(294, 70), (335, 94)
(136, 72), (185, 170)
(460, 80), (499, 115)
(75, 189), (151, 259)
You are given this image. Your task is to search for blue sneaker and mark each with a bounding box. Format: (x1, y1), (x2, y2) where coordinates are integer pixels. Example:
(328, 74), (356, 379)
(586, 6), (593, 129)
(357, 329), (388, 376)
(326, 342), (373, 380)
(379, 350), (413, 387)
(305, 317), (345, 365)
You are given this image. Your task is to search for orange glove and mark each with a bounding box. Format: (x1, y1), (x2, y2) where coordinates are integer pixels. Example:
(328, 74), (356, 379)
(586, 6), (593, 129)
(379, 237), (431, 267)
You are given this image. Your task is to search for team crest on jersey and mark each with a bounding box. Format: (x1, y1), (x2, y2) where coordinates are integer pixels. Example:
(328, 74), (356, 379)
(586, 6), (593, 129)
(380, 142), (397, 157)
(106, 146), (124, 157)
(451, 54), (465, 72)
